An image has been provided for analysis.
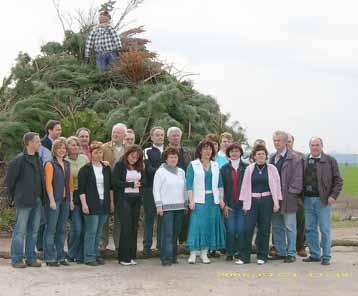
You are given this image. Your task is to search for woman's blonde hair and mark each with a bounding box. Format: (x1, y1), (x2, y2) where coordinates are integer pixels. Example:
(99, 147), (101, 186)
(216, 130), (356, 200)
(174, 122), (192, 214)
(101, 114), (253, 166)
(66, 136), (80, 148)
(51, 137), (67, 157)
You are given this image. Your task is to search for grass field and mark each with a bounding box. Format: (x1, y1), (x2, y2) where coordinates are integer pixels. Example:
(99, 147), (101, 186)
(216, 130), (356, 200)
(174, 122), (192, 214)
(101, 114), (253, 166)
(340, 164), (358, 197)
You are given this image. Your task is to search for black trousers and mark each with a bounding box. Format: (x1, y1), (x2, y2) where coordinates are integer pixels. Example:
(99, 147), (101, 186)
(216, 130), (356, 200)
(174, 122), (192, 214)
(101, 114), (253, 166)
(118, 194), (141, 263)
(296, 200), (305, 250)
(178, 210), (190, 244)
(240, 198), (273, 262)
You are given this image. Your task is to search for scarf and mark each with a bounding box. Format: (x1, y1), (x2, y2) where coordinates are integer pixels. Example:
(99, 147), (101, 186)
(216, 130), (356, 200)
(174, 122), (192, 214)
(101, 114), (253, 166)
(162, 163), (178, 175)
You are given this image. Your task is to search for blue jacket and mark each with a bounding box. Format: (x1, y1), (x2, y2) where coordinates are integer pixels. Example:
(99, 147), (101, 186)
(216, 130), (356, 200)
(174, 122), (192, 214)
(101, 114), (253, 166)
(221, 160), (248, 209)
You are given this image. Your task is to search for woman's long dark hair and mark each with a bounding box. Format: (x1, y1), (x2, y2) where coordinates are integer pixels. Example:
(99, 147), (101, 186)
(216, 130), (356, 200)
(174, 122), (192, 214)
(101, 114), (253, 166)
(122, 144), (144, 171)
(195, 140), (216, 161)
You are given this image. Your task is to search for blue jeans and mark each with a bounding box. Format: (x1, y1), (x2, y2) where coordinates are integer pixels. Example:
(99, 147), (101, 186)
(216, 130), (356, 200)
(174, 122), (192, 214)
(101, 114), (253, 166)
(43, 198), (70, 262)
(225, 205), (245, 256)
(67, 204), (85, 261)
(160, 210), (184, 264)
(83, 214), (107, 263)
(240, 197), (273, 262)
(11, 198), (42, 264)
(304, 197), (332, 260)
(272, 211), (297, 257)
(96, 51), (117, 71)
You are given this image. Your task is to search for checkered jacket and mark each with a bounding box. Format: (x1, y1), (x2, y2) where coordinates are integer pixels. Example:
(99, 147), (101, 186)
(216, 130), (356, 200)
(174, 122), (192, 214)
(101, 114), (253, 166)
(85, 25), (121, 57)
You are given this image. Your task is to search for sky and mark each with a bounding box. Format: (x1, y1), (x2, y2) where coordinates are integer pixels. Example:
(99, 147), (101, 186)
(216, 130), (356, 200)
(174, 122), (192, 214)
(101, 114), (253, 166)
(1, 0), (357, 154)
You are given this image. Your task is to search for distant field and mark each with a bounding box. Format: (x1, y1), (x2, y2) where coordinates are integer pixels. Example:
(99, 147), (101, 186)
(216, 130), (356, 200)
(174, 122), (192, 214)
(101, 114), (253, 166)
(340, 164), (358, 197)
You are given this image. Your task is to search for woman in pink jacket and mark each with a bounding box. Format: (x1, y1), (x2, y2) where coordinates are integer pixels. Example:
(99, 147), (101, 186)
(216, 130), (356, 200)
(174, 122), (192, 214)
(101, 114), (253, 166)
(236, 144), (282, 265)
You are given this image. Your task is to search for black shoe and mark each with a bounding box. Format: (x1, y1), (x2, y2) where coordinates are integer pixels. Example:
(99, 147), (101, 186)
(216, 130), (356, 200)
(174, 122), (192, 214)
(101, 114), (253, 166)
(12, 261), (27, 268)
(226, 256), (234, 261)
(85, 261), (99, 266)
(142, 249), (152, 259)
(321, 259), (331, 266)
(76, 260), (84, 264)
(67, 257), (76, 263)
(59, 260), (70, 266)
(219, 249), (227, 255)
(208, 251), (220, 258)
(96, 257), (105, 265)
(46, 262), (60, 267)
(284, 256), (296, 263)
(302, 256), (321, 262)
(161, 261), (172, 266)
(268, 255), (286, 260)
(26, 261), (42, 267)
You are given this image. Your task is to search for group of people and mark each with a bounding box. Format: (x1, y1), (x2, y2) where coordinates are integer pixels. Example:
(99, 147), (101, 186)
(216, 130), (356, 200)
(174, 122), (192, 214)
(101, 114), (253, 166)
(6, 119), (343, 269)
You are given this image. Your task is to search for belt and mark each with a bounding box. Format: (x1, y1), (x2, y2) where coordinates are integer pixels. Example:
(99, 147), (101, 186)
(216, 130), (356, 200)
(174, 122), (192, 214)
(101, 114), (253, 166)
(252, 191), (271, 199)
(205, 190), (213, 194)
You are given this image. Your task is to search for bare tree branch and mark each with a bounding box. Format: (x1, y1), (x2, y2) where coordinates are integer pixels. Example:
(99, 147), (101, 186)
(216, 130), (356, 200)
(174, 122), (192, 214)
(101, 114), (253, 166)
(114, 0), (144, 31)
(52, 0), (67, 34)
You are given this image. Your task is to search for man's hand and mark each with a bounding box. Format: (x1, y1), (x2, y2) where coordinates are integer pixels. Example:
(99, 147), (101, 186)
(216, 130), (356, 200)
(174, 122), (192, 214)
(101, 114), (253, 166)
(327, 197), (336, 206)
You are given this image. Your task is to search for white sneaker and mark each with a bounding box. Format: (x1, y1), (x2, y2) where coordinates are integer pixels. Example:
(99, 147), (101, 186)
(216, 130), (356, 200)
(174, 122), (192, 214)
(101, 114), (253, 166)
(130, 260), (137, 265)
(200, 249), (211, 264)
(257, 259), (265, 265)
(120, 261), (132, 266)
(235, 259), (245, 265)
(188, 251), (197, 264)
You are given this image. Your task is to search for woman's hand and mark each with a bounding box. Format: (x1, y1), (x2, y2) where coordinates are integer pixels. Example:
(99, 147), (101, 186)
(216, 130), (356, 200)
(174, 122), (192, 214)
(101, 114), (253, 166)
(110, 201), (115, 214)
(70, 200), (75, 211)
(189, 200), (195, 211)
(134, 181), (141, 188)
(82, 203), (90, 214)
(273, 205), (280, 213)
(224, 206), (231, 218)
(220, 199), (226, 210)
(157, 207), (164, 216)
(50, 201), (57, 210)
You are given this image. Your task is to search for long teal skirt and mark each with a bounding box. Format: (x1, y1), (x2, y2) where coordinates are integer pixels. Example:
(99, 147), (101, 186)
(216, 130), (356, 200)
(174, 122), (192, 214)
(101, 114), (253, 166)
(186, 194), (226, 251)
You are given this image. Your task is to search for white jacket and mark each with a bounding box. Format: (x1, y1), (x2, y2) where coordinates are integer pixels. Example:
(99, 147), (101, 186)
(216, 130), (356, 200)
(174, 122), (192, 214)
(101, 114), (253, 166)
(191, 159), (220, 204)
(153, 166), (187, 211)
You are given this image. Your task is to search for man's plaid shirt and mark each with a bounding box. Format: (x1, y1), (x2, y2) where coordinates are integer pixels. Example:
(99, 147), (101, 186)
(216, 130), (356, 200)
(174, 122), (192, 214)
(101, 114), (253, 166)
(85, 25), (121, 57)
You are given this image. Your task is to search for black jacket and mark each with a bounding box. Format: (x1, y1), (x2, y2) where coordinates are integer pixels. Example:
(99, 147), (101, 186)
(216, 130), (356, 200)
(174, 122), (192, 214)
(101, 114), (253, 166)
(78, 162), (112, 215)
(41, 135), (52, 151)
(144, 145), (163, 187)
(176, 146), (192, 171)
(221, 160), (248, 209)
(6, 150), (46, 208)
(112, 160), (146, 204)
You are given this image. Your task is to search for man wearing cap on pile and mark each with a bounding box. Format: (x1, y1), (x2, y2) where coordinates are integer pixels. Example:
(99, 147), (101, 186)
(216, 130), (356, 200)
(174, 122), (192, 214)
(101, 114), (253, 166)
(85, 10), (121, 71)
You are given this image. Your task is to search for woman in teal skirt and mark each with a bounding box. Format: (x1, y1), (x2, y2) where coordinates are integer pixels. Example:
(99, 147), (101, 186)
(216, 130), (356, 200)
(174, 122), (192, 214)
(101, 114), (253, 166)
(186, 140), (226, 264)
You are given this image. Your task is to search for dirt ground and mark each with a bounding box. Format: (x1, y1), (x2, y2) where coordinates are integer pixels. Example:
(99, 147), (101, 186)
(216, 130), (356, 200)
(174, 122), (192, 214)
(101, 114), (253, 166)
(1, 228), (358, 296)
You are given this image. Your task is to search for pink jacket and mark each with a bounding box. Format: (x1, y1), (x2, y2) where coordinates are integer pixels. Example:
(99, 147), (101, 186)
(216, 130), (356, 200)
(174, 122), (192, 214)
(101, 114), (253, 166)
(239, 163), (283, 211)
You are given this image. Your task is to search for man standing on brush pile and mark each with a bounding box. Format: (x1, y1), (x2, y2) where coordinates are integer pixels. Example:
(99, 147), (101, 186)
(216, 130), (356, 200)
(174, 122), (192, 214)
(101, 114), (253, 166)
(85, 9), (121, 71)
(6, 132), (46, 268)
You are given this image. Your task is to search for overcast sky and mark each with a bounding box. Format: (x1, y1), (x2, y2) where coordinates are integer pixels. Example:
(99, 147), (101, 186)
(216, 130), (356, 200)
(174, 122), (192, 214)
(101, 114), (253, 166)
(1, 0), (357, 153)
